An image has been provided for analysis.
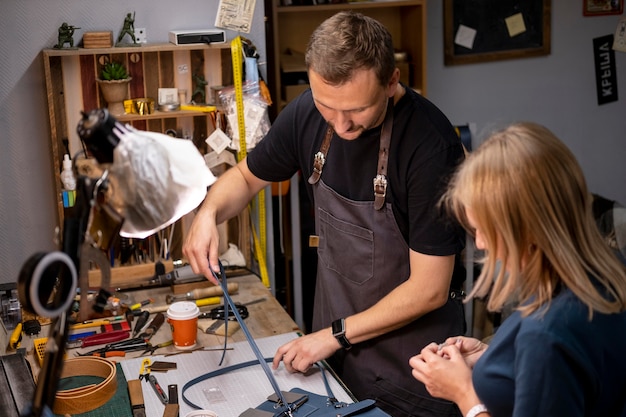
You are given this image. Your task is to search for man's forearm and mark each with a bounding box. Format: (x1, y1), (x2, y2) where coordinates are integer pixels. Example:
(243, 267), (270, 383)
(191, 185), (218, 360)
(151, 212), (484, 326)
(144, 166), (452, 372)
(200, 161), (267, 224)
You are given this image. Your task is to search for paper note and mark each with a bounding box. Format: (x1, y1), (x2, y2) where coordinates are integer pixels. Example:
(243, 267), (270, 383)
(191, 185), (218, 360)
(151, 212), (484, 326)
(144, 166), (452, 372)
(455, 24), (477, 50)
(505, 13), (527, 37)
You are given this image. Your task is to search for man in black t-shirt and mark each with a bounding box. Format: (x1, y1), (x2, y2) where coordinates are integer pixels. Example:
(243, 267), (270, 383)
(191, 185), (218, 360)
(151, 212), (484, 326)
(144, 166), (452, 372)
(184, 11), (466, 417)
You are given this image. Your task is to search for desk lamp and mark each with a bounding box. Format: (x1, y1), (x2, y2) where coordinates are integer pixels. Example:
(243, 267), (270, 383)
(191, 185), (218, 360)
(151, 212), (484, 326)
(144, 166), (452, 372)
(17, 108), (216, 417)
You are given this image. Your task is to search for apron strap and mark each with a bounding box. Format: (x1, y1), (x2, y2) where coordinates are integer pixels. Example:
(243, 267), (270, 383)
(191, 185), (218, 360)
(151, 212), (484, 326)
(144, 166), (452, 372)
(374, 99), (393, 210)
(308, 126), (334, 185)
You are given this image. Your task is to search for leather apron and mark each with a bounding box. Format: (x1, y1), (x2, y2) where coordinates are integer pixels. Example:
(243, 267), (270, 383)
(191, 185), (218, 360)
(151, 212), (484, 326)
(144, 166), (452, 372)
(309, 101), (465, 417)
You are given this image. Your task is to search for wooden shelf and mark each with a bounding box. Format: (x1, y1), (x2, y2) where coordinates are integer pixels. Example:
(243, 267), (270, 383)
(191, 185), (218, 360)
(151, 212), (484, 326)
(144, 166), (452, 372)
(40, 42), (252, 274)
(42, 42), (234, 226)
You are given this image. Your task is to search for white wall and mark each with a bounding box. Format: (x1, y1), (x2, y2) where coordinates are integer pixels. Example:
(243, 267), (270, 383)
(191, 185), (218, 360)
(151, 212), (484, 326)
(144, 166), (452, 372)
(0, 0), (267, 284)
(426, 2), (626, 205)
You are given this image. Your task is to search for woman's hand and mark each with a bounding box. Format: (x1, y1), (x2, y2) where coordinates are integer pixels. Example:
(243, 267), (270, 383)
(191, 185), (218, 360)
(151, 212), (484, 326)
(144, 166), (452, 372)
(409, 340), (475, 405)
(440, 336), (488, 369)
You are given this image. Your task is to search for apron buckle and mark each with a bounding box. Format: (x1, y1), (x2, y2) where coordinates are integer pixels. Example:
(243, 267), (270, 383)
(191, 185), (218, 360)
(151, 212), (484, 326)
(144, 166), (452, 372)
(308, 151), (326, 185)
(373, 174), (387, 210)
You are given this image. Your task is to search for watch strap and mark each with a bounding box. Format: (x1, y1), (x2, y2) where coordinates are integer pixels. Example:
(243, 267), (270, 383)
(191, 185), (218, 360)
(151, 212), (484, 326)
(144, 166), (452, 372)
(332, 318), (352, 350)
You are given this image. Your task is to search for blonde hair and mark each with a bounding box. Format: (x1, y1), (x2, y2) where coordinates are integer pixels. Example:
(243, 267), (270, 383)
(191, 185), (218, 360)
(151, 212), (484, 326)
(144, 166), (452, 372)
(443, 122), (626, 317)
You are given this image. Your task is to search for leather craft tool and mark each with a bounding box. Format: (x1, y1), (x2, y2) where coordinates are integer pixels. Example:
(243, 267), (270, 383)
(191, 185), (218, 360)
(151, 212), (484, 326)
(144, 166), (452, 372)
(165, 282), (239, 304)
(67, 329), (129, 348)
(138, 312), (165, 340)
(130, 298), (154, 311)
(141, 339), (174, 356)
(133, 310), (150, 336)
(77, 336), (149, 356)
(101, 320), (131, 332)
(139, 358), (169, 405)
(162, 384), (179, 417)
(70, 316), (125, 330)
(128, 379), (146, 417)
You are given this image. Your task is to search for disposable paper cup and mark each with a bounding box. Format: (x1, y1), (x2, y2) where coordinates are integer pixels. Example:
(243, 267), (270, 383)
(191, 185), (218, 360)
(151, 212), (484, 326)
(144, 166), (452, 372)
(167, 301), (200, 349)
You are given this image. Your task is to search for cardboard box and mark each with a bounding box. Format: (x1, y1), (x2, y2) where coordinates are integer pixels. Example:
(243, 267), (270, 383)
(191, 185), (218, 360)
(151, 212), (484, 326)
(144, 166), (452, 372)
(83, 31), (114, 49)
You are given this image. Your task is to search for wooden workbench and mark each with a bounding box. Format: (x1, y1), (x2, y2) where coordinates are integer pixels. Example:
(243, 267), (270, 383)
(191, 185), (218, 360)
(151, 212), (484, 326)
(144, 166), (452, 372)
(70, 274), (301, 358)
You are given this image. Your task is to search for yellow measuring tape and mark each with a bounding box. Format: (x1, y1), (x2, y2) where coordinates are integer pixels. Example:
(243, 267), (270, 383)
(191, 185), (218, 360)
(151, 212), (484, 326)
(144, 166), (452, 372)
(231, 36), (269, 287)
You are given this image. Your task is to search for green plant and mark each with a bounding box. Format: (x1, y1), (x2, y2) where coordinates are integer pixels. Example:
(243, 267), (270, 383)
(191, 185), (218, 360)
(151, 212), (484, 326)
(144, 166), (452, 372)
(100, 61), (129, 81)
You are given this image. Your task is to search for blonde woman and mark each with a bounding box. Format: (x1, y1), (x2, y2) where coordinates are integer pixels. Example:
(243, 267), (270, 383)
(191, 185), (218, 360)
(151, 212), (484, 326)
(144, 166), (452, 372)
(410, 122), (626, 417)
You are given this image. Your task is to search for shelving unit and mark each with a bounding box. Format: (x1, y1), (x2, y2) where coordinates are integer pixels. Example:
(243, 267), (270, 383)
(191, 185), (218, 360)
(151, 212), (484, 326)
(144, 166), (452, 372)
(266, 0), (427, 117)
(263, 0), (428, 330)
(42, 42), (233, 226)
(40, 42), (254, 272)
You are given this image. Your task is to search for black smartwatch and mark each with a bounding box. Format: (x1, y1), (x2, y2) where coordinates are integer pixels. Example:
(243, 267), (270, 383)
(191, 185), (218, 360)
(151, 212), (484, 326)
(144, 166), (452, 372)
(331, 318), (352, 350)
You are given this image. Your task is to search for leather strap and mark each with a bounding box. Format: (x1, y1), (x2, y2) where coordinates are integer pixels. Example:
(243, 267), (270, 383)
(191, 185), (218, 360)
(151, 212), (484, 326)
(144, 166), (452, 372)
(373, 99), (393, 211)
(308, 127), (334, 185)
(53, 356), (117, 415)
(307, 99), (394, 211)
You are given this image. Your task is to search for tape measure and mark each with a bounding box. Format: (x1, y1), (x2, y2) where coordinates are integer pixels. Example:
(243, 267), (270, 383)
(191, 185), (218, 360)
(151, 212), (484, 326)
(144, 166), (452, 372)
(231, 36), (269, 287)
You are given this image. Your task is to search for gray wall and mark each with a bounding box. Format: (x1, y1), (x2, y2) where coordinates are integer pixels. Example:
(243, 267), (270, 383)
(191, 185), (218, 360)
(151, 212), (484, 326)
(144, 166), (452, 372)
(0, 1), (624, 285)
(426, 2), (625, 205)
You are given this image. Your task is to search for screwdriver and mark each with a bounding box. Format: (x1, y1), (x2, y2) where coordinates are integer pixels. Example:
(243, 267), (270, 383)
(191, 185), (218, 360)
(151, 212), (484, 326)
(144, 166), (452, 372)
(165, 282), (239, 304)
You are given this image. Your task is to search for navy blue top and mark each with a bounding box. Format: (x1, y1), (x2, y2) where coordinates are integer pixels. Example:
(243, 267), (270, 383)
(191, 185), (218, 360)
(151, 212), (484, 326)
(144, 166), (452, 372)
(473, 287), (626, 417)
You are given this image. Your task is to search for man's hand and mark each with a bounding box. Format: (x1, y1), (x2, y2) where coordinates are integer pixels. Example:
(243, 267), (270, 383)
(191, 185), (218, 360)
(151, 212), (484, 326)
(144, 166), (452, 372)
(183, 207), (221, 285)
(272, 329), (340, 373)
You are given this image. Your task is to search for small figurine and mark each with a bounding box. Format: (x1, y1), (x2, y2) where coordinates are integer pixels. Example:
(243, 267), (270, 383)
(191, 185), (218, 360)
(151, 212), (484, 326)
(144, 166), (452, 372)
(192, 73), (208, 104)
(116, 12), (139, 46)
(55, 22), (80, 49)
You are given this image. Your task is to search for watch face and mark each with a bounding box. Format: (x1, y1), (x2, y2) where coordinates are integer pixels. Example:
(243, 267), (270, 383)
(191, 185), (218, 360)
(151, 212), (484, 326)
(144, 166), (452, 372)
(332, 318), (344, 336)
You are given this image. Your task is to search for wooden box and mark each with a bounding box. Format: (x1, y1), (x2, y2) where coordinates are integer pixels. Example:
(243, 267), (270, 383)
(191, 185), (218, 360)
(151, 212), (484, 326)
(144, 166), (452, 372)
(83, 31), (113, 49)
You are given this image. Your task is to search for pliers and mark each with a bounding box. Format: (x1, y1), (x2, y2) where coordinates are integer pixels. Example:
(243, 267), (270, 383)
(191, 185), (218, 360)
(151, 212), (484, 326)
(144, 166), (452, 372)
(140, 339), (173, 355)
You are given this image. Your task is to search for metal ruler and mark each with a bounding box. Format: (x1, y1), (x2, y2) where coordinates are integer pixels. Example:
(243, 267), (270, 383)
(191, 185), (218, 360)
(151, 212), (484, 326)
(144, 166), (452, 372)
(231, 36), (269, 287)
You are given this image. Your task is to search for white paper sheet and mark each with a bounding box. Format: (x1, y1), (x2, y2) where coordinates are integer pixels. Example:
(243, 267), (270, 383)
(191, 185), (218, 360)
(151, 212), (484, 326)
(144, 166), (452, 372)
(121, 332), (353, 417)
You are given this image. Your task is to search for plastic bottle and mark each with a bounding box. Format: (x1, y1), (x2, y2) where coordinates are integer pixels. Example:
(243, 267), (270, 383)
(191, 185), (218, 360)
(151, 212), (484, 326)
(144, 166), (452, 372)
(60, 154), (76, 191)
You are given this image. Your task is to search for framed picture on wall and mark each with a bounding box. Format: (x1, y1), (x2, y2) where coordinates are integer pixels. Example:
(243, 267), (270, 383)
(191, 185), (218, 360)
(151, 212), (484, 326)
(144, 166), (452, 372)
(583, 0), (624, 16)
(444, 0), (551, 66)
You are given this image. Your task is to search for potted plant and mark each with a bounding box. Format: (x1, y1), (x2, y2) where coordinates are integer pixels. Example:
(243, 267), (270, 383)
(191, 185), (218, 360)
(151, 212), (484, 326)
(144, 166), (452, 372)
(97, 61), (132, 115)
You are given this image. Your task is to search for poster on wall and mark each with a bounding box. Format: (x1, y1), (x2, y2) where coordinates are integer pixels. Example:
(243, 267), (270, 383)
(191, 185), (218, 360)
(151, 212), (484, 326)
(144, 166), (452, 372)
(593, 34), (618, 105)
(215, 0), (256, 33)
(583, 0), (624, 16)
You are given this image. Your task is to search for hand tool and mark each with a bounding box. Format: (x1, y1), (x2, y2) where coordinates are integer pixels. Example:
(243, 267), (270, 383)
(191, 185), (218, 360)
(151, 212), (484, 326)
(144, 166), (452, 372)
(141, 339), (174, 356)
(70, 315), (126, 330)
(130, 298), (154, 311)
(144, 296), (222, 314)
(8, 322), (22, 350)
(68, 331), (97, 343)
(67, 330), (130, 349)
(127, 379), (146, 417)
(138, 312), (165, 340)
(200, 303), (249, 320)
(139, 358), (169, 404)
(91, 350), (126, 358)
(133, 310), (150, 336)
(77, 337), (149, 356)
(162, 384), (179, 417)
(148, 374), (169, 404)
(165, 282), (239, 304)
